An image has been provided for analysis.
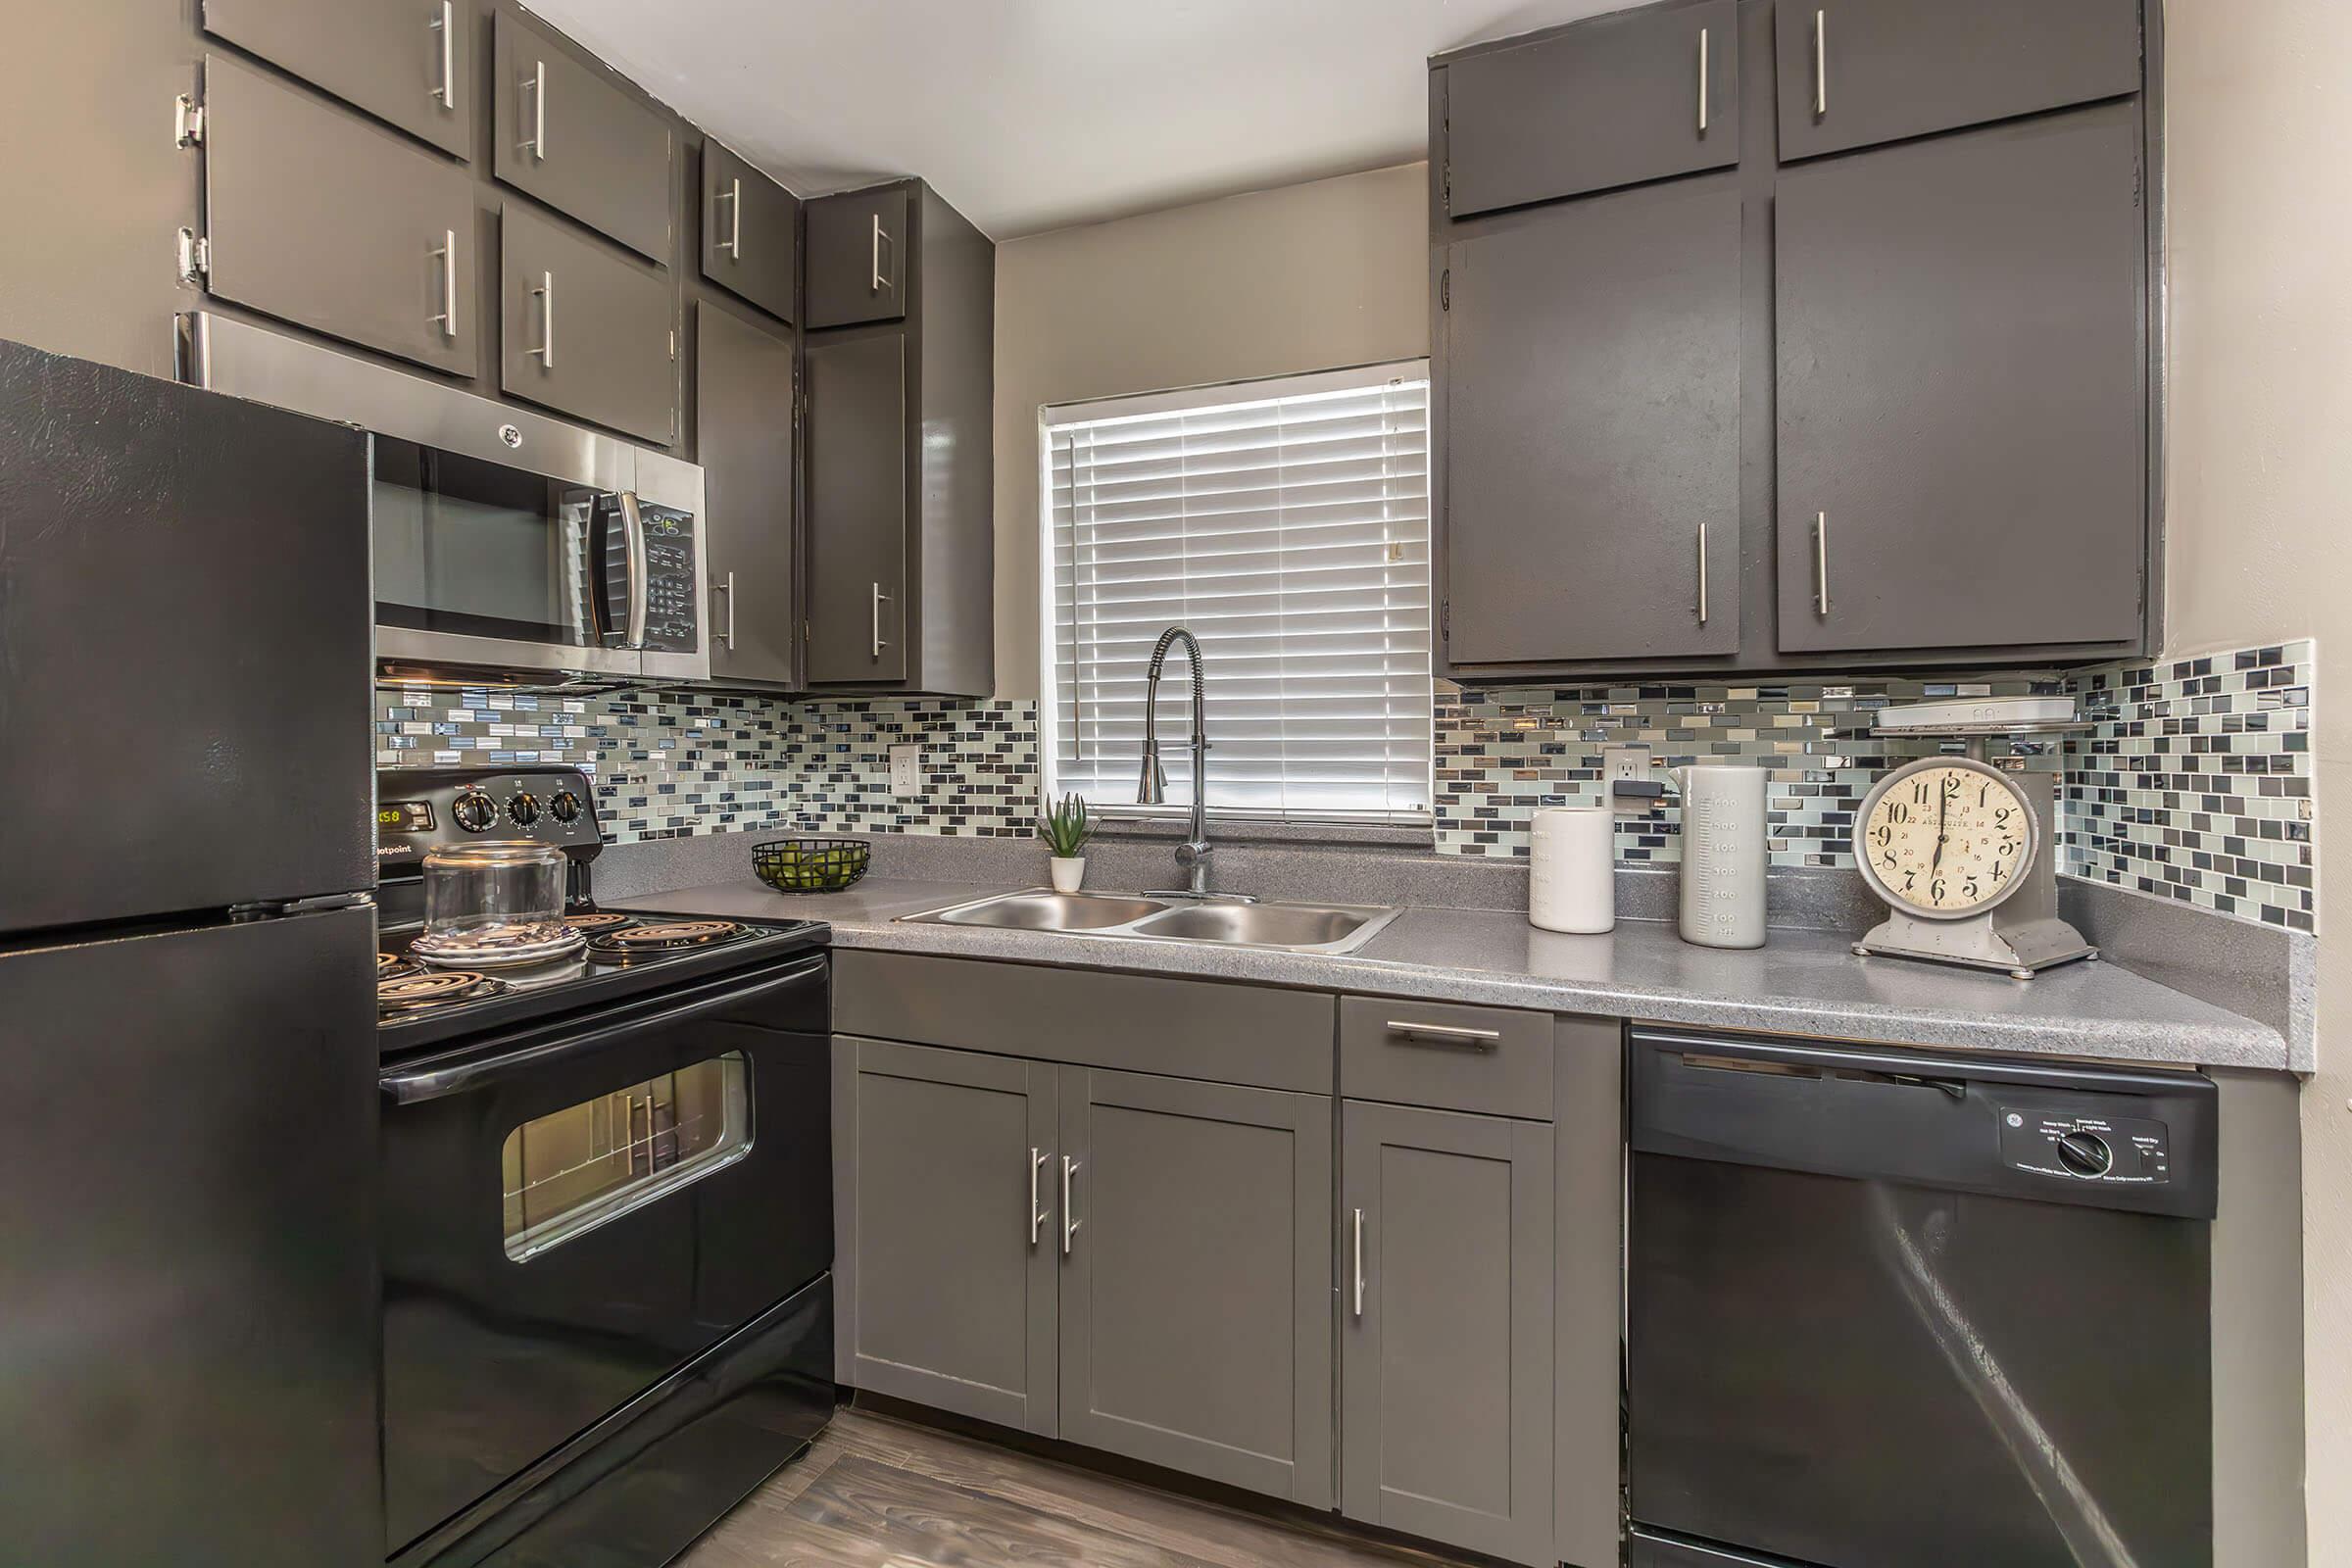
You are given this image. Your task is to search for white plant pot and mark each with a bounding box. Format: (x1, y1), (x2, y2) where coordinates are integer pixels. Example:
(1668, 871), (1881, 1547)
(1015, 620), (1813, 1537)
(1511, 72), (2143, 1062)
(1049, 856), (1086, 894)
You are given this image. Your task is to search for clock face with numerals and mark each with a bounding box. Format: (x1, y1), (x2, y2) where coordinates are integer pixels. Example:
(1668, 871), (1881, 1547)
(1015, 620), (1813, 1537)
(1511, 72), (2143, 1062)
(1854, 758), (2037, 919)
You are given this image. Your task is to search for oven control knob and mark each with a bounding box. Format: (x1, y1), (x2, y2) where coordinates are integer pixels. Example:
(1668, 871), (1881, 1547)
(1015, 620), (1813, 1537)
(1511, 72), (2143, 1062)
(452, 790), (498, 833)
(549, 790), (583, 824)
(2055, 1130), (2114, 1178)
(508, 792), (540, 827)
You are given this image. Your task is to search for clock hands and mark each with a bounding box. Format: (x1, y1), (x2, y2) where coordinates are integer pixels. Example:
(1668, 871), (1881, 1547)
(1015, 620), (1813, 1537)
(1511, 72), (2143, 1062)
(1930, 777), (1949, 878)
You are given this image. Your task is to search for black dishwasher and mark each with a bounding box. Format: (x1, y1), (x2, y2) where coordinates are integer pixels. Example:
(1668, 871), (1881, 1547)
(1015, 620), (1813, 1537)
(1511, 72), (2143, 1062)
(1627, 1028), (2218, 1568)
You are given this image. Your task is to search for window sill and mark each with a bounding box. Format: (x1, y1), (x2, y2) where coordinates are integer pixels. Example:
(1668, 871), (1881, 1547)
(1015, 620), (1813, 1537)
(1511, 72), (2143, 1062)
(1087, 813), (1437, 851)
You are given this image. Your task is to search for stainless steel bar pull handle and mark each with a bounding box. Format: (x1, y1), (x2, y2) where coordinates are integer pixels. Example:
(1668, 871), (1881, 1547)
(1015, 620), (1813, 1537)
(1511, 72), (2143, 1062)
(870, 582), (890, 659)
(1060, 1156), (1081, 1255)
(1351, 1207), (1366, 1317)
(431, 0), (457, 111)
(1029, 1147), (1050, 1246)
(870, 214), (891, 293)
(1697, 26), (1709, 134)
(1386, 1019), (1503, 1048)
(524, 59), (546, 159)
(1695, 521), (1709, 623)
(714, 569), (736, 649)
(430, 229), (457, 339)
(1813, 513), (1831, 615)
(718, 176), (741, 257)
(530, 270), (554, 366)
(1813, 10), (1828, 117)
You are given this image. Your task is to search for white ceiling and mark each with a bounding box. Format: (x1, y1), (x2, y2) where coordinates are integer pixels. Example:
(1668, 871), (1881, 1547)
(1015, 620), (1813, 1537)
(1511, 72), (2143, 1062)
(528, 0), (1640, 239)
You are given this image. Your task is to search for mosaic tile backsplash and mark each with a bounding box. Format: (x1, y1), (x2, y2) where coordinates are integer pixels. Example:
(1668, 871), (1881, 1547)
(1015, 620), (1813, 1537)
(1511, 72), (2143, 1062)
(378, 638), (2316, 934)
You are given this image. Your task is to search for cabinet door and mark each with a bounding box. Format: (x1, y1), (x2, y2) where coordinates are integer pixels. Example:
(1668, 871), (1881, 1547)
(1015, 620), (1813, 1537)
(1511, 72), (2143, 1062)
(696, 304), (798, 686)
(1775, 105), (2143, 654)
(803, 332), (907, 683)
(1777, 0), (2141, 163)
(500, 202), (678, 445)
(702, 142), (798, 324)
(833, 1038), (1059, 1435)
(805, 186), (909, 328)
(203, 0), (473, 159)
(1343, 1103), (1553, 1566)
(1443, 178), (1740, 666)
(492, 9), (673, 262)
(1057, 1067), (1333, 1507)
(201, 53), (475, 376)
(1446, 0), (1736, 216)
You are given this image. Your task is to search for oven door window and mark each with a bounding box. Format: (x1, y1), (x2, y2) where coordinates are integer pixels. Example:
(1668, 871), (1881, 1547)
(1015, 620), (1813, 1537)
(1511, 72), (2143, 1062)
(373, 435), (616, 649)
(501, 1052), (752, 1261)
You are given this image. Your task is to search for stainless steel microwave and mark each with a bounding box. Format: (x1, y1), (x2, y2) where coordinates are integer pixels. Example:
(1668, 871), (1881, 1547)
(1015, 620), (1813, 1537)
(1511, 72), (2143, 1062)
(182, 312), (707, 685)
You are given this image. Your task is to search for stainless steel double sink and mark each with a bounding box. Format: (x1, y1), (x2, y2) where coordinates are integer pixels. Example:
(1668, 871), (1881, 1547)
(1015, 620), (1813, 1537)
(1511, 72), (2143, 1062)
(898, 889), (1403, 956)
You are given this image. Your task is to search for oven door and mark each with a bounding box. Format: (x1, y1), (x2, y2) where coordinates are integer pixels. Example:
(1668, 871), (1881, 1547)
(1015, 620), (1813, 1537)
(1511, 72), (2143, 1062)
(377, 952), (828, 1555)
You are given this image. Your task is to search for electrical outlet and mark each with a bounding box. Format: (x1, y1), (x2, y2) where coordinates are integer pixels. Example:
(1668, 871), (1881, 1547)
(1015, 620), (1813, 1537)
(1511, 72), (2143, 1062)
(1604, 744), (1653, 816)
(889, 743), (922, 798)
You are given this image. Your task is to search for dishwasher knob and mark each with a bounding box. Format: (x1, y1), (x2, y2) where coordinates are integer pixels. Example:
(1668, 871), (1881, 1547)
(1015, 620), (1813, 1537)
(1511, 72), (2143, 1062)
(2055, 1130), (2114, 1178)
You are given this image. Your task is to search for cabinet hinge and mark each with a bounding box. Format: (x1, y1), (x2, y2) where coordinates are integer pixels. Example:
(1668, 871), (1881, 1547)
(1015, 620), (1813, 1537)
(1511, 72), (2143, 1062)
(1440, 597), (1450, 641)
(176, 227), (210, 285)
(1442, 164), (1450, 213)
(668, 328), (678, 361)
(1440, 269), (1449, 312)
(173, 93), (205, 148)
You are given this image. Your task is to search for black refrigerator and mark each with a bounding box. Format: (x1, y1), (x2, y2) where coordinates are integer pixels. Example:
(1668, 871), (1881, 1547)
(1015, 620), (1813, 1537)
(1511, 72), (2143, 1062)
(0, 339), (381, 1565)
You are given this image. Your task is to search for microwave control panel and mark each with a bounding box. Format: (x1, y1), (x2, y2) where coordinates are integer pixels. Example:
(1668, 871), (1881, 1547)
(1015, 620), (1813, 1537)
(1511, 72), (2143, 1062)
(640, 505), (699, 654)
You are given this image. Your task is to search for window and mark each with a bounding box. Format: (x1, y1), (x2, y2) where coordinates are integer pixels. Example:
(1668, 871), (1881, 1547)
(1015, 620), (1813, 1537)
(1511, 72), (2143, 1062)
(1042, 362), (1432, 822)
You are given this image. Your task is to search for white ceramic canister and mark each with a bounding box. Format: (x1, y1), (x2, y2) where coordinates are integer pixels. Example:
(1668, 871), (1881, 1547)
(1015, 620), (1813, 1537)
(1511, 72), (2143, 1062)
(1528, 805), (1615, 934)
(1674, 764), (1769, 949)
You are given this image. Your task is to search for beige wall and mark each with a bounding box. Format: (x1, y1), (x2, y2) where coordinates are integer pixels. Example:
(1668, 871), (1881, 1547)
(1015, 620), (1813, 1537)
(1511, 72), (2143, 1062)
(990, 162), (1430, 703)
(2163, 0), (2350, 1554)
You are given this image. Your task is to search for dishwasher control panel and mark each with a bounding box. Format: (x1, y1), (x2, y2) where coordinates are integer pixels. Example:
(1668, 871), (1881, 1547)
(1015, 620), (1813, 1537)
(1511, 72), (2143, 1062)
(1998, 1105), (2173, 1188)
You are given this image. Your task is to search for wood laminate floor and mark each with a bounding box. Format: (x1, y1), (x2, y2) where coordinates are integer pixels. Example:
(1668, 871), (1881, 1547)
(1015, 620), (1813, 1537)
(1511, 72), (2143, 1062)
(677, 1406), (1485, 1568)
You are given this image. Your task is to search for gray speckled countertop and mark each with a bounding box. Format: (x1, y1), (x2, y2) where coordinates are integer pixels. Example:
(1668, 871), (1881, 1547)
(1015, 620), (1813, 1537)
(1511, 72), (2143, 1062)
(622, 876), (2296, 1071)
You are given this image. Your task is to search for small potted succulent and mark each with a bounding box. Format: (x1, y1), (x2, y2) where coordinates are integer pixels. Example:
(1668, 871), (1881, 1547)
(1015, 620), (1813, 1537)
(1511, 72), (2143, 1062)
(1038, 792), (1096, 894)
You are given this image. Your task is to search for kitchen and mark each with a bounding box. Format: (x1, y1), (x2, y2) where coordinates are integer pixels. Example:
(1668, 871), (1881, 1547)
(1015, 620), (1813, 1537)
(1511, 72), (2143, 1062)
(0, 1), (2341, 1566)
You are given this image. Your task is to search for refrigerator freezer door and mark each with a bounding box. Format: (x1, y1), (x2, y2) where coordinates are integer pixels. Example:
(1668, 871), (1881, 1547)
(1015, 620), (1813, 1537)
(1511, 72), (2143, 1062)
(0, 904), (381, 1566)
(0, 338), (373, 934)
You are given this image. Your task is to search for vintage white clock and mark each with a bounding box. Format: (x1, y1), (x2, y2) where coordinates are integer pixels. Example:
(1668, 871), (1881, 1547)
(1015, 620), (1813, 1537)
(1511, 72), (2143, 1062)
(1850, 718), (2097, 979)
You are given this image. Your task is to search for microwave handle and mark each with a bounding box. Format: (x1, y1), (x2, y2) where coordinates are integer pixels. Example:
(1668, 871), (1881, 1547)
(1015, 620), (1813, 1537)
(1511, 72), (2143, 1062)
(380, 955), (826, 1105)
(617, 491), (650, 651)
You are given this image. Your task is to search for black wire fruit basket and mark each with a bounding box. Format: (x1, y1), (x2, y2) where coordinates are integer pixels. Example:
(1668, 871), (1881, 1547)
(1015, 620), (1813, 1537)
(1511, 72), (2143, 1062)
(752, 837), (870, 894)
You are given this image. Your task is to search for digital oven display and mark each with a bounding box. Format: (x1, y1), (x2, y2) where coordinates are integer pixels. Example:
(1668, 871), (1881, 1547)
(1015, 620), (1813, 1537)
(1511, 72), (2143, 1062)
(379, 802), (434, 833)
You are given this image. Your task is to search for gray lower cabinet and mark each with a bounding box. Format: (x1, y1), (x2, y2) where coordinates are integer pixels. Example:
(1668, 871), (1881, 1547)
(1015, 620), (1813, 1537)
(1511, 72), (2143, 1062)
(1443, 0), (1736, 216)
(1342, 1102), (1554, 1566)
(1056, 1066), (1335, 1508)
(492, 8), (673, 263)
(831, 1037), (1059, 1435)
(695, 303), (798, 686)
(202, 0), (473, 160)
(200, 53), (475, 376)
(805, 186), (910, 328)
(1442, 177), (1741, 665)
(1776, 0), (2142, 163)
(1775, 103), (2144, 654)
(702, 142), (799, 324)
(499, 202), (677, 445)
(803, 332), (908, 683)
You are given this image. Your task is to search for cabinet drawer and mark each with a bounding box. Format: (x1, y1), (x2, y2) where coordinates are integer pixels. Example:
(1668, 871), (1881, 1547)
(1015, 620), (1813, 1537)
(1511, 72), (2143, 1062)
(201, 53), (475, 376)
(1775, 0), (2141, 164)
(493, 9), (674, 262)
(1444, 0), (1735, 217)
(1341, 998), (1553, 1118)
(834, 951), (1334, 1094)
(805, 186), (909, 327)
(203, 0), (473, 159)
(499, 202), (677, 444)
(702, 142), (798, 323)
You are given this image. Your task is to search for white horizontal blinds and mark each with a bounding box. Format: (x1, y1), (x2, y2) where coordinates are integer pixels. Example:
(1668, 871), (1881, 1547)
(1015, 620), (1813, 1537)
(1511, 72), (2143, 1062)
(1048, 366), (1432, 819)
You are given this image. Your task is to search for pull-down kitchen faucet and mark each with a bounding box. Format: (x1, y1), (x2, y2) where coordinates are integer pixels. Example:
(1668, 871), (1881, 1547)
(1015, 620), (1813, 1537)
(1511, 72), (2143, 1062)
(1136, 626), (1247, 901)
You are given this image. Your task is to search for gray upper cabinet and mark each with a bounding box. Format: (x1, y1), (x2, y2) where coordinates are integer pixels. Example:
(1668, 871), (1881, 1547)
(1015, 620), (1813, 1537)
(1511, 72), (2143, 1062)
(1777, 0), (2142, 163)
(803, 332), (907, 683)
(832, 1038), (1059, 1436)
(1443, 0), (1736, 216)
(1343, 1102), (1554, 1567)
(805, 186), (909, 328)
(200, 53), (475, 376)
(696, 303), (798, 687)
(1443, 177), (1741, 665)
(1056, 1067), (1334, 1509)
(1775, 104), (2144, 655)
(202, 0), (473, 160)
(499, 201), (677, 444)
(701, 142), (799, 324)
(492, 9), (673, 263)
